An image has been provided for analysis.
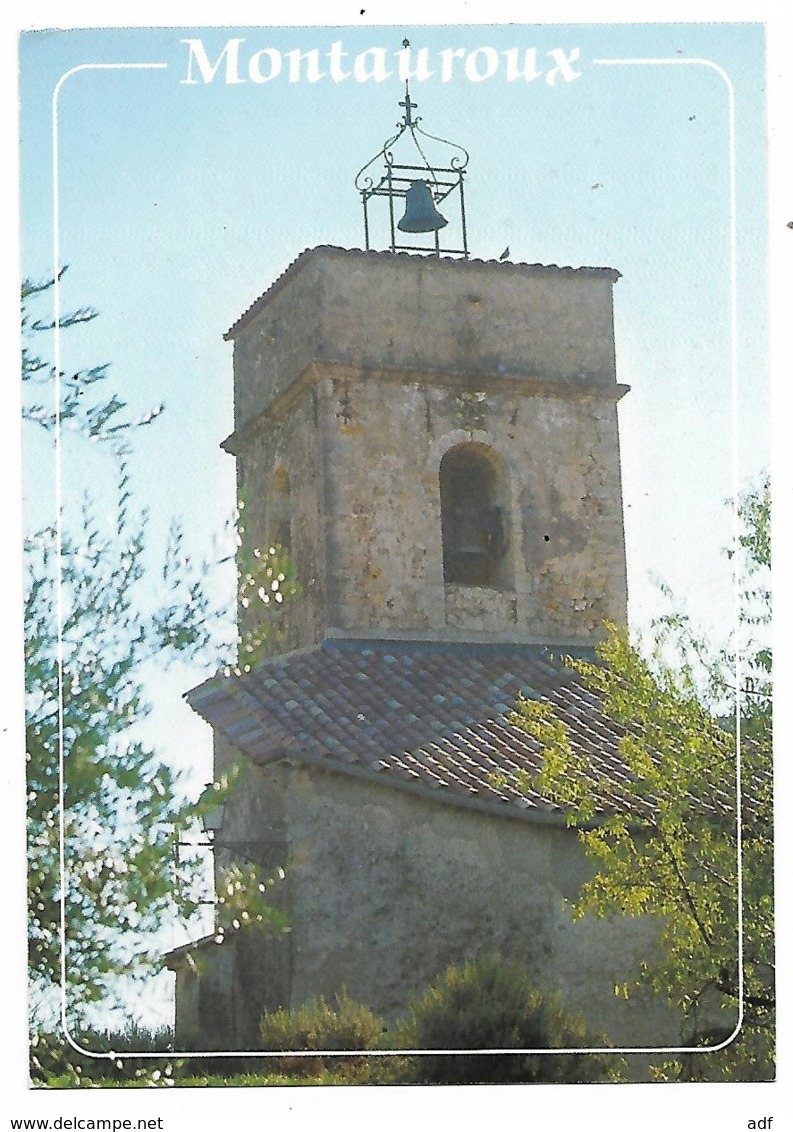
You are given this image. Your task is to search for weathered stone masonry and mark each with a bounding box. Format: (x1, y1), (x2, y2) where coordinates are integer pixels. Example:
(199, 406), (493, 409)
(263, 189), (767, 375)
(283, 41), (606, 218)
(223, 246), (629, 649)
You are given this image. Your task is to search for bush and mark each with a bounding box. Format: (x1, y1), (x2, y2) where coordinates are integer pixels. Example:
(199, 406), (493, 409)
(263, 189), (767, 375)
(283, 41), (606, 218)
(258, 990), (387, 1079)
(30, 1026), (176, 1087)
(393, 953), (618, 1084)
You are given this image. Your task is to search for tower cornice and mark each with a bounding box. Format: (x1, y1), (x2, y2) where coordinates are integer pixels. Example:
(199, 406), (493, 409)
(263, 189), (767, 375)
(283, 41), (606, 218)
(221, 358), (630, 456)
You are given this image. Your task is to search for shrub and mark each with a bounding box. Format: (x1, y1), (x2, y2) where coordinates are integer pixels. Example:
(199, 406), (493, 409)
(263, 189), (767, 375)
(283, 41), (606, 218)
(393, 953), (618, 1084)
(30, 1026), (176, 1087)
(258, 990), (387, 1079)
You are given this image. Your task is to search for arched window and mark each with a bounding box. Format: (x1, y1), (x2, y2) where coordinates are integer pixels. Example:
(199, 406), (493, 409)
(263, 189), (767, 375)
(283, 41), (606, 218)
(268, 467), (291, 552)
(440, 445), (508, 587)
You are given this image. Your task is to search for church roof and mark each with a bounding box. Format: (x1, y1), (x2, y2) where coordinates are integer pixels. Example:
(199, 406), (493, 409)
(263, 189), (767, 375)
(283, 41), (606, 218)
(186, 639), (640, 824)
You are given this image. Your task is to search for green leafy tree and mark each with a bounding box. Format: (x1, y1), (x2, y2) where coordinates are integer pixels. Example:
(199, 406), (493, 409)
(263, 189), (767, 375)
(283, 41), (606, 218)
(25, 491), (214, 1022)
(513, 479), (773, 1081)
(23, 275), (292, 1031)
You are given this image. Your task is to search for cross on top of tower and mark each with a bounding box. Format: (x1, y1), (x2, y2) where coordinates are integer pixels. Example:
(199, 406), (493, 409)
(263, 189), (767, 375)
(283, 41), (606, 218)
(398, 39), (418, 126)
(399, 84), (418, 127)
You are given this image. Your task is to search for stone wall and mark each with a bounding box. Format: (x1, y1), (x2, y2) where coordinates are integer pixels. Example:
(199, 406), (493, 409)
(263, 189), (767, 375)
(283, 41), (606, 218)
(233, 389), (327, 653)
(320, 370), (627, 643)
(228, 248), (621, 431)
(224, 248), (628, 650)
(199, 756), (679, 1052)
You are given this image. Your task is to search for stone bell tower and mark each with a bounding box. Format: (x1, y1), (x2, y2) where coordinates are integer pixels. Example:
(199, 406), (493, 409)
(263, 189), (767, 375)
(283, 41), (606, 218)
(223, 240), (628, 651)
(222, 78), (629, 656)
(220, 78), (628, 660)
(172, 80), (633, 1050)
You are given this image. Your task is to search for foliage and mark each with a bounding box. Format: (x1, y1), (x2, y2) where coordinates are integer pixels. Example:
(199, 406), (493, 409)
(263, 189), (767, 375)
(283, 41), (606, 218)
(22, 271), (162, 445)
(23, 276), (293, 1029)
(25, 473), (218, 1022)
(512, 478), (773, 1081)
(232, 497), (301, 670)
(258, 991), (387, 1078)
(209, 858), (291, 944)
(30, 1020), (371, 1087)
(393, 953), (617, 1084)
(31, 962), (617, 1087)
(30, 1026), (177, 1088)
(727, 474), (771, 746)
(172, 1069), (358, 1087)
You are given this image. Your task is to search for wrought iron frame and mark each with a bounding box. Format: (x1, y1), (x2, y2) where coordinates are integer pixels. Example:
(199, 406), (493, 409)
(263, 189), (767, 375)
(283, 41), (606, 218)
(355, 65), (470, 259)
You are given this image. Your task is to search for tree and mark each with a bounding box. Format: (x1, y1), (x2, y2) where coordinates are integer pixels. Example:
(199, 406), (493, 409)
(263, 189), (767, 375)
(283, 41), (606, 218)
(513, 478), (773, 1081)
(23, 273), (229, 1027)
(25, 489), (218, 1024)
(22, 271), (163, 445)
(23, 274), (295, 1035)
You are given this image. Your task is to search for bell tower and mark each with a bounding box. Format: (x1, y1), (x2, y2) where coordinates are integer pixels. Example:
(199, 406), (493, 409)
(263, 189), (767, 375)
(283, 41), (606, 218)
(224, 250), (628, 651)
(221, 83), (628, 657)
(173, 78), (635, 1048)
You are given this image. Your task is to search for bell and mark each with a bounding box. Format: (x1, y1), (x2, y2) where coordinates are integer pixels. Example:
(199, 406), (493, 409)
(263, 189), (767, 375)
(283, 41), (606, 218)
(447, 507), (489, 558)
(452, 542), (489, 559)
(397, 180), (448, 233)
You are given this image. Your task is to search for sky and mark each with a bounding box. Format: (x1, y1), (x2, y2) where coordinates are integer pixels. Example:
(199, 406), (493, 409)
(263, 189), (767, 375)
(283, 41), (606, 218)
(5, 5), (791, 1126)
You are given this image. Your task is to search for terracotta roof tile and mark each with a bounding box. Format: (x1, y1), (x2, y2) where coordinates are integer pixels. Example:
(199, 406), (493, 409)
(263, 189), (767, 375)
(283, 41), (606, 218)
(187, 639), (647, 820)
(185, 639), (762, 826)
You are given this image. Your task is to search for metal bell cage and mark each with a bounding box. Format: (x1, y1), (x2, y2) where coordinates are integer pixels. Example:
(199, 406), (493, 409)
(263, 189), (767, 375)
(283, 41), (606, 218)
(355, 66), (470, 259)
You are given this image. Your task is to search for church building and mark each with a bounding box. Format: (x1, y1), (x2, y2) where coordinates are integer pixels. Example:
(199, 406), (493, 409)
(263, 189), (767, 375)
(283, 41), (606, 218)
(167, 86), (679, 1053)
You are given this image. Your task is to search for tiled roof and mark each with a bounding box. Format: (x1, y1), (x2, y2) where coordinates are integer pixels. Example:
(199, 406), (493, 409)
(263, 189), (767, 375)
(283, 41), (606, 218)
(187, 639), (642, 822)
(223, 246), (621, 340)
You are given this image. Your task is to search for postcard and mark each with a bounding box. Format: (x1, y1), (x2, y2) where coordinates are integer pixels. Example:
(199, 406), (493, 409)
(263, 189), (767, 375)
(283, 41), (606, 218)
(7, 8), (786, 1129)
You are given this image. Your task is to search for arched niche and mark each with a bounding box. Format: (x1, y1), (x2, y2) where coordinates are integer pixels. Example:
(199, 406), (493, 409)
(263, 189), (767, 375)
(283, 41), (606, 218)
(268, 466), (292, 552)
(439, 443), (511, 588)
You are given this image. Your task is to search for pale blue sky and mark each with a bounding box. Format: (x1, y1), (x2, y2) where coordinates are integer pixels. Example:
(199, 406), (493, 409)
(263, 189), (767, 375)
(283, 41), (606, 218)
(17, 20), (770, 1029)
